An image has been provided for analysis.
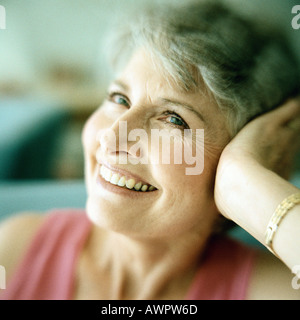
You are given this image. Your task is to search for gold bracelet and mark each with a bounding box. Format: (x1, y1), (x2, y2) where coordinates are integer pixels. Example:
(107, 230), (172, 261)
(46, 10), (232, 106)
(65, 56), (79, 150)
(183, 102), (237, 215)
(265, 193), (300, 256)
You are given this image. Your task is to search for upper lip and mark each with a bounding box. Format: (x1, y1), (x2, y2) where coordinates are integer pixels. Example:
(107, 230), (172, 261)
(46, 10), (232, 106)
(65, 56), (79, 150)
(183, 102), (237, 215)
(96, 158), (157, 188)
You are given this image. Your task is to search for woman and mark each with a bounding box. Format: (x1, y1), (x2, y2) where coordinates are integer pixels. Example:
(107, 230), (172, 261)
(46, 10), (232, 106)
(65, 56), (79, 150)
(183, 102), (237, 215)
(1, 1), (300, 300)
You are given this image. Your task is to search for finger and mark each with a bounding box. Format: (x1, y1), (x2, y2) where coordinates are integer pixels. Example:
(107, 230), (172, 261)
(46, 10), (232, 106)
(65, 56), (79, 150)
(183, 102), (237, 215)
(267, 98), (300, 125)
(287, 117), (300, 131)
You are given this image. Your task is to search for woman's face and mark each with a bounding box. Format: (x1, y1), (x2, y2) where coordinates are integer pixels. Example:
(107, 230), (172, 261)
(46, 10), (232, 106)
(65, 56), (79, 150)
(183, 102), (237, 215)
(82, 49), (231, 240)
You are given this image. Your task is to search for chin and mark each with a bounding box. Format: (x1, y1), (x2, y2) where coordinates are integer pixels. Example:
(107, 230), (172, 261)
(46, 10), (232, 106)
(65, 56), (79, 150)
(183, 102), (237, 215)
(85, 194), (158, 239)
(86, 195), (130, 231)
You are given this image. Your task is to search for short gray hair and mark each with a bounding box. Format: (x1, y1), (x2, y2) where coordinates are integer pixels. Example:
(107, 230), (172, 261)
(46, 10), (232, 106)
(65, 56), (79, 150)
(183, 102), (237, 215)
(107, 0), (300, 135)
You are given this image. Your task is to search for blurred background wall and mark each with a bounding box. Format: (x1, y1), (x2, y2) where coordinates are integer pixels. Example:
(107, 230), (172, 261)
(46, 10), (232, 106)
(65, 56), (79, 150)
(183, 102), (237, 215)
(0, 0), (299, 181)
(0, 0), (299, 219)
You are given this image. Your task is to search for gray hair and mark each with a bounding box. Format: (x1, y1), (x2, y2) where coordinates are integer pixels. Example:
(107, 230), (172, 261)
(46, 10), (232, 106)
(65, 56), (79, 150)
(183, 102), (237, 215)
(107, 0), (300, 135)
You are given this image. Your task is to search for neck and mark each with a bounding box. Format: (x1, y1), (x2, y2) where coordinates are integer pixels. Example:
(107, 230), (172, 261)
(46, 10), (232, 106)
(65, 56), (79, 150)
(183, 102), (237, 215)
(87, 226), (212, 299)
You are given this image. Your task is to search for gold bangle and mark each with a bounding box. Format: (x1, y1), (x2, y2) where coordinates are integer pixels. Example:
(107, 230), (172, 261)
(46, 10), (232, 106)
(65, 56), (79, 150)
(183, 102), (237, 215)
(265, 193), (300, 255)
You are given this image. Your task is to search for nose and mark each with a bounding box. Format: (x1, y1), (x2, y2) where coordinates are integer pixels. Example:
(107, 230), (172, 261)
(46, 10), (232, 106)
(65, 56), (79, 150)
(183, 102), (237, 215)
(97, 109), (148, 164)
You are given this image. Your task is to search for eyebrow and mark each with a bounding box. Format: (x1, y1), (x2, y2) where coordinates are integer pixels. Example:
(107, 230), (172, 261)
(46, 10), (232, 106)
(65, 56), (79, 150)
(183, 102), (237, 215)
(111, 80), (205, 123)
(159, 98), (205, 123)
(111, 80), (129, 91)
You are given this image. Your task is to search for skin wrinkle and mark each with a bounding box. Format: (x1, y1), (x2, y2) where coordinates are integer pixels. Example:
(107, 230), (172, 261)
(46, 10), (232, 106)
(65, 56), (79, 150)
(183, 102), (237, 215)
(2, 1), (300, 301)
(82, 49), (231, 299)
(110, 77), (214, 139)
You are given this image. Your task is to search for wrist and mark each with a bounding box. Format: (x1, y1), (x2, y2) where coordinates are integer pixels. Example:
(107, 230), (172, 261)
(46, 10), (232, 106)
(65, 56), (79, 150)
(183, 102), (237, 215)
(215, 151), (298, 243)
(214, 150), (260, 217)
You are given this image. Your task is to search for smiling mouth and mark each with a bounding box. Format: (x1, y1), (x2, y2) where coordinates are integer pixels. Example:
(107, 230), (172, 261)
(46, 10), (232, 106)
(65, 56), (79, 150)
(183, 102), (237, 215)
(99, 165), (157, 192)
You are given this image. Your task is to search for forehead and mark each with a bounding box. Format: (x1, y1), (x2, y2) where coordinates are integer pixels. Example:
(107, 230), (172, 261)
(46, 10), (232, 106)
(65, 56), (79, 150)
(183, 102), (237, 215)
(119, 49), (177, 90)
(117, 49), (209, 105)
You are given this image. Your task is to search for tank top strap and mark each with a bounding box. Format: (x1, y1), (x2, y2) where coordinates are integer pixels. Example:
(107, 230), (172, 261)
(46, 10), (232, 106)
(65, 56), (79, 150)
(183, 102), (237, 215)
(1, 209), (91, 300)
(185, 235), (257, 300)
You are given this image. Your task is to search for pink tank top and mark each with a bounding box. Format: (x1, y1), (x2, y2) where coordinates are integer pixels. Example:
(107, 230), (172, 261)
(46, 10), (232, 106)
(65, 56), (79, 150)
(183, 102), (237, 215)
(0, 209), (256, 300)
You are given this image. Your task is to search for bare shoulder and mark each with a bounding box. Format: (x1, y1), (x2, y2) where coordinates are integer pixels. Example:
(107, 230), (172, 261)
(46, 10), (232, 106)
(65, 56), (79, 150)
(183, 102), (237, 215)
(0, 213), (45, 280)
(247, 249), (300, 300)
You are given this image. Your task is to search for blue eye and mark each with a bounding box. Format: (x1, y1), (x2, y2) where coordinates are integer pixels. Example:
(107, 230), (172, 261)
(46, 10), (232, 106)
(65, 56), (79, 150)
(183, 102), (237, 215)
(116, 96), (129, 106)
(163, 111), (189, 129)
(108, 92), (130, 107)
(169, 116), (184, 127)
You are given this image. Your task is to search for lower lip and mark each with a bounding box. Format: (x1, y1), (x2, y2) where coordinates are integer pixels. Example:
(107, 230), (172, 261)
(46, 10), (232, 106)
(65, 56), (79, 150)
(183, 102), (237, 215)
(95, 169), (159, 199)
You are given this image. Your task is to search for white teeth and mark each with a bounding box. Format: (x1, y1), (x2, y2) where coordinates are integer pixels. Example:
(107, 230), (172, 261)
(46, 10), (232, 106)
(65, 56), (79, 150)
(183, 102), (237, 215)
(141, 185), (148, 192)
(126, 179), (135, 189)
(104, 169), (112, 182)
(117, 176), (126, 187)
(110, 173), (120, 185)
(99, 165), (156, 192)
(134, 182), (142, 191)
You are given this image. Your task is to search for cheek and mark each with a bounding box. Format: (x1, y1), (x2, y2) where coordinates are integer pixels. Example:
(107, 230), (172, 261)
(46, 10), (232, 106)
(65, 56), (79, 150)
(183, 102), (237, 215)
(82, 108), (111, 153)
(82, 116), (97, 153)
(150, 137), (220, 211)
(156, 162), (215, 194)
(148, 132), (212, 186)
(151, 163), (218, 234)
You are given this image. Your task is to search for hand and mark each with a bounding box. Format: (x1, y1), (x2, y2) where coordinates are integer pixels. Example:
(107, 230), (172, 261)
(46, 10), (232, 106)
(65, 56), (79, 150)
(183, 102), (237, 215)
(214, 98), (300, 223)
(214, 98), (300, 265)
(219, 98), (300, 180)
